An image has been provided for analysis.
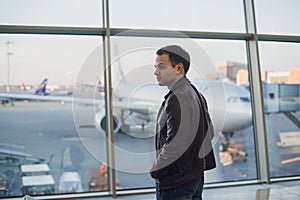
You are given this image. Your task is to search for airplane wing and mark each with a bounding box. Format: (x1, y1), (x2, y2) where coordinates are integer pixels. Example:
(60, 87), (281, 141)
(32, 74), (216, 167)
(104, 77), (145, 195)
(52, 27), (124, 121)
(1, 93), (73, 102)
(0, 93), (157, 115)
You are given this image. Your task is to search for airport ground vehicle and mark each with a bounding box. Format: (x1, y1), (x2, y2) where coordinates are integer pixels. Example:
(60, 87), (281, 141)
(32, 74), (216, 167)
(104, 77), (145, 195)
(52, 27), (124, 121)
(58, 171), (83, 193)
(21, 175), (55, 195)
(20, 163), (55, 195)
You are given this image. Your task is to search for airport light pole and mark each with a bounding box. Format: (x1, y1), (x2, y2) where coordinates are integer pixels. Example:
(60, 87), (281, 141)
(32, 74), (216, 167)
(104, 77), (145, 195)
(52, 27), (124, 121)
(6, 40), (13, 92)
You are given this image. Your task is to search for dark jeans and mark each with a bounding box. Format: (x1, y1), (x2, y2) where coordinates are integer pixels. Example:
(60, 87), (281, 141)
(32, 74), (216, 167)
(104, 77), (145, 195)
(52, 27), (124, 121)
(156, 174), (204, 200)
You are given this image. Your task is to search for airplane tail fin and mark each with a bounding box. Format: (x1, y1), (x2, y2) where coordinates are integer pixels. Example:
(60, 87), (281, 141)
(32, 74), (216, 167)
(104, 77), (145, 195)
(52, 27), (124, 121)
(21, 83), (27, 91)
(113, 45), (127, 84)
(34, 78), (48, 95)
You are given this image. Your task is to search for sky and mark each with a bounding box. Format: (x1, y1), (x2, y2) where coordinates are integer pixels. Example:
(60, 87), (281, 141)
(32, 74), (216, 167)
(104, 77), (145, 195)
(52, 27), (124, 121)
(0, 0), (299, 86)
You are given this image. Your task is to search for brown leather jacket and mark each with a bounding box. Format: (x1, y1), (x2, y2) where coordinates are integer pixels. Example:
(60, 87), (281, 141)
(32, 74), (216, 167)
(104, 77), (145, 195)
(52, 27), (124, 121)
(150, 77), (216, 190)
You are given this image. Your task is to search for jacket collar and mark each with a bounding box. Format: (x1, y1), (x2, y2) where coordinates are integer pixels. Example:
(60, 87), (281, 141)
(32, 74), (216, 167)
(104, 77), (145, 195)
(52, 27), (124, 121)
(164, 76), (190, 100)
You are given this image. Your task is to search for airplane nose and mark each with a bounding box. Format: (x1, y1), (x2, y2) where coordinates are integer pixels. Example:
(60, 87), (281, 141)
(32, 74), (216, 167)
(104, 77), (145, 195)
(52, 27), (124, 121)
(222, 103), (253, 132)
(242, 106), (253, 127)
(237, 104), (253, 128)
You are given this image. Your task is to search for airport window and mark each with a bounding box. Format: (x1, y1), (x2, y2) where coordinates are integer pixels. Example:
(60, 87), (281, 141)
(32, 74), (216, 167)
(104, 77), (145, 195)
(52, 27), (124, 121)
(254, 0), (300, 36)
(0, 0), (102, 27)
(258, 41), (300, 179)
(192, 39), (257, 183)
(1, 0), (300, 199)
(108, 37), (257, 190)
(109, 0), (245, 33)
(0, 35), (106, 196)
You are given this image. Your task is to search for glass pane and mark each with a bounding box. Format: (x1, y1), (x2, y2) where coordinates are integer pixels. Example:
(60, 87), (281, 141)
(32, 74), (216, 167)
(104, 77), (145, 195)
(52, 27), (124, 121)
(109, 35), (256, 191)
(0, 35), (108, 197)
(110, 0), (245, 32)
(259, 42), (300, 178)
(194, 39), (257, 183)
(254, 0), (300, 36)
(0, 0), (102, 27)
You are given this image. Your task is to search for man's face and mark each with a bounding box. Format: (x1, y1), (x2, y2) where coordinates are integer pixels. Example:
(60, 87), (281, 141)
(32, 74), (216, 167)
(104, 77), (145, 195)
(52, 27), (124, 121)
(154, 53), (181, 88)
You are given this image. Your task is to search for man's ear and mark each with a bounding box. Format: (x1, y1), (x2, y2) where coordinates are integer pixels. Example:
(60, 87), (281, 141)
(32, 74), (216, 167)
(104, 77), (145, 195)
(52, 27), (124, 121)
(177, 63), (185, 75)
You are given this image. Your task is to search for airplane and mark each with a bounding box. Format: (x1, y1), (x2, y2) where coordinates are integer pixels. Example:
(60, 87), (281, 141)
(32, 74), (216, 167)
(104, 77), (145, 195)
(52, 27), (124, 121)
(0, 78), (74, 106)
(0, 77), (253, 151)
(110, 79), (252, 147)
(0, 78), (49, 105)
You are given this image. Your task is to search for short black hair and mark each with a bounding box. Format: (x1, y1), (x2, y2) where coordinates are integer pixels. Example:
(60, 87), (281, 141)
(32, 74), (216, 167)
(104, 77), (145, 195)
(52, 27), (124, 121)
(156, 45), (190, 74)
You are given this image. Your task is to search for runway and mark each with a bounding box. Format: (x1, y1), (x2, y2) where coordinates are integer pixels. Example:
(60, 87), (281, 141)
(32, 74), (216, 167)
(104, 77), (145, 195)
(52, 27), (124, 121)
(0, 101), (299, 197)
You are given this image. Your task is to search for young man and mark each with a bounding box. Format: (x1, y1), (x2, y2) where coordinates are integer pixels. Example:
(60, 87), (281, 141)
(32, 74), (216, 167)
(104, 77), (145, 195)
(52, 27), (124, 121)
(150, 45), (216, 200)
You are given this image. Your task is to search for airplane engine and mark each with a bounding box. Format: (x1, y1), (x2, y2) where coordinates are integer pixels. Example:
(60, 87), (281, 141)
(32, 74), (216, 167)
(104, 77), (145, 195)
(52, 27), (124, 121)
(94, 111), (122, 134)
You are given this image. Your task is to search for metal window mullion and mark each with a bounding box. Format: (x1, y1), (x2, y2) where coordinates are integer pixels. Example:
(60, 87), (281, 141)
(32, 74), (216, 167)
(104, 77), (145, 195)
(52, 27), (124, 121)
(109, 28), (253, 40)
(246, 40), (270, 183)
(0, 25), (106, 35)
(1, 26), (299, 43)
(257, 34), (300, 43)
(102, 0), (117, 197)
(243, 0), (270, 183)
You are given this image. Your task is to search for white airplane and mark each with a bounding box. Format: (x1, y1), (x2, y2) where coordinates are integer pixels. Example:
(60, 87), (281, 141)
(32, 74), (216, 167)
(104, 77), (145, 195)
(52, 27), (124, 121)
(109, 79), (252, 146)
(0, 78), (252, 149)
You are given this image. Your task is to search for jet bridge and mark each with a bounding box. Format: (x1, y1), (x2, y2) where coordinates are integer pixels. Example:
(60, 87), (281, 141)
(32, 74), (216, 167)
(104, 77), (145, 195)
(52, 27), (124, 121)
(263, 82), (300, 128)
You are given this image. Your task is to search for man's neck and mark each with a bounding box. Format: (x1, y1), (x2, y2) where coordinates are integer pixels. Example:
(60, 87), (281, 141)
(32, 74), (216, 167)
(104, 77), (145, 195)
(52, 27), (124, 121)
(167, 76), (183, 90)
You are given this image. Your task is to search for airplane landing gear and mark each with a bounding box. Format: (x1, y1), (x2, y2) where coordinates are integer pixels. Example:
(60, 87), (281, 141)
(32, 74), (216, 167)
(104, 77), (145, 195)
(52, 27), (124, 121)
(218, 132), (247, 166)
(219, 132), (233, 152)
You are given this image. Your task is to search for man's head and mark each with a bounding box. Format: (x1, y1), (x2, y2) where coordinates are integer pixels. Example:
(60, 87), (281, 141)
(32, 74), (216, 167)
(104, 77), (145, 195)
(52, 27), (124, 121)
(156, 45), (190, 74)
(154, 45), (190, 88)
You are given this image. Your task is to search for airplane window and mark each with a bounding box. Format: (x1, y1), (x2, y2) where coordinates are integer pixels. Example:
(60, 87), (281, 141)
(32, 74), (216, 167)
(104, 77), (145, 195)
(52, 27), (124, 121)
(240, 97), (250, 102)
(227, 96), (250, 102)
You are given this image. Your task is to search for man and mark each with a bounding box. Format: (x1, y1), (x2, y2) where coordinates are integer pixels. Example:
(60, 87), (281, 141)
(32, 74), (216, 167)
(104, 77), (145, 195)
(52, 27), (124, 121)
(150, 45), (216, 200)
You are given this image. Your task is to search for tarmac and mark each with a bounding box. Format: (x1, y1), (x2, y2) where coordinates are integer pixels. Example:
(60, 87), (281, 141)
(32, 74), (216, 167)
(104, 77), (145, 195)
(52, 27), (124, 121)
(0, 101), (300, 199)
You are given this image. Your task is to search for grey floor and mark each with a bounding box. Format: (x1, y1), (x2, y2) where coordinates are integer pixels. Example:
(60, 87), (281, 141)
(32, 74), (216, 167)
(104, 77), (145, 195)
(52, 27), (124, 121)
(12, 180), (300, 200)
(74, 180), (300, 200)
